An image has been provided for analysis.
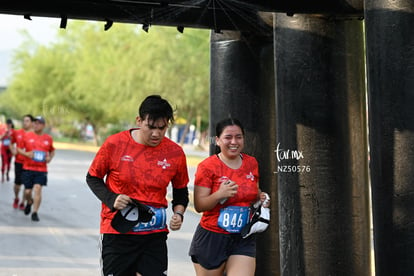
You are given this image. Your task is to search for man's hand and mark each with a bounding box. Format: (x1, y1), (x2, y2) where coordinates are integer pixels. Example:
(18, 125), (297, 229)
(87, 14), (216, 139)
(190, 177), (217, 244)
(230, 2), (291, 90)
(113, 194), (132, 210)
(169, 212), (183, 231)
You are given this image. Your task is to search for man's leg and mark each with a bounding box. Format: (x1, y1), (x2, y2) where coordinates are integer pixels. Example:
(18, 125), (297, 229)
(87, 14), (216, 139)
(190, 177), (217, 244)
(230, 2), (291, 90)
(21, 170), (34, 215)
(24, 188), (33, 215)
(14, 185), (25, 210)
(13, 184), (21, 208)
(13, 184), (20, 200)
(31, 184), (42, 221)
(13, 163), (25, 209)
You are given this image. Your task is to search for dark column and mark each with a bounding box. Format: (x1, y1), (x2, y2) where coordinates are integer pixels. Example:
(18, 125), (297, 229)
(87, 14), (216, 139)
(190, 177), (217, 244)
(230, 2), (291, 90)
(365, 1), (414, 275)
(210, 30), (280, 275)
(274, 14), (370, 275)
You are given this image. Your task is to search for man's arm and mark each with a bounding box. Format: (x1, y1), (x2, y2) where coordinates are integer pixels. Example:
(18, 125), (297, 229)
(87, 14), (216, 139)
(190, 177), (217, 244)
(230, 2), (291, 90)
(169, 186), (189, 231)
(10, 143), (17, 156)
(86, 172), (119, 211)
(17, 147), (32, 159)
(172, 187), (189, 211)
(47, 150), (55, 163)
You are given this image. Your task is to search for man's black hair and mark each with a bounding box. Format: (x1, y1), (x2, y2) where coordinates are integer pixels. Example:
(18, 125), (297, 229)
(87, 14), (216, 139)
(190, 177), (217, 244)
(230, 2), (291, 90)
(23, 114), (35, 122)
(138, 95), (174, 124)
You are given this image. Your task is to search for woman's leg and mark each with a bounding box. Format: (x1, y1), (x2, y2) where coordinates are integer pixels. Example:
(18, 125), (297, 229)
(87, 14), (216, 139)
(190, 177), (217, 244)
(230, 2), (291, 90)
(193, 262), (226, 276)
(5, 150), (12, 181)
(1, 151), (5, 182)
(225, 255), (255, 276)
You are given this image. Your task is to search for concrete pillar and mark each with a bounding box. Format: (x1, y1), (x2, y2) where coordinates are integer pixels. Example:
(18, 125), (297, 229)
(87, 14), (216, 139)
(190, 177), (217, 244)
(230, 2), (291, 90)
(210, 30), (280, 275)
(365, 1), (414, 275)
(274, 13), (370, 275)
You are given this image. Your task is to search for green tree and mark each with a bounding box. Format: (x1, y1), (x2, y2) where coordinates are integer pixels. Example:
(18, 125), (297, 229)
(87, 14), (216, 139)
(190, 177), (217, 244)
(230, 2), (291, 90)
(137, 27), (210, 145)
(0, 21), (210, 145)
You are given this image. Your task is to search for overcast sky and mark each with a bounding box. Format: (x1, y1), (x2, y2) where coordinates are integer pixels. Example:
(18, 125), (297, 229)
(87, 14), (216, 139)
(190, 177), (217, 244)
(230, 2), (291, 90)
(0, 14), (59, 51)
(0, 14), (60, 85)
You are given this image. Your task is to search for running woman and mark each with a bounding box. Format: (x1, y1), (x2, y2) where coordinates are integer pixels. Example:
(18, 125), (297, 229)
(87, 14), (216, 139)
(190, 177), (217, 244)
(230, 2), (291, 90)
(189, 118), (270, 276)
(0, 119), (15, 183)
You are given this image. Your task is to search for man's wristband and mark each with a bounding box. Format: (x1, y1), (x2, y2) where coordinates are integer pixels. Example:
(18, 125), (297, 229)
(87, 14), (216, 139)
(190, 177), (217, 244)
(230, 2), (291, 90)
(175, 211), (184, 221)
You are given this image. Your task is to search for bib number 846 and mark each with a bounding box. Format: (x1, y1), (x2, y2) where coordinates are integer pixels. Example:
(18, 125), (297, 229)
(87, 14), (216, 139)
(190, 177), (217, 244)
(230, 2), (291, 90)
(218, 206), (249, 233)
(222, 213), (245, 228)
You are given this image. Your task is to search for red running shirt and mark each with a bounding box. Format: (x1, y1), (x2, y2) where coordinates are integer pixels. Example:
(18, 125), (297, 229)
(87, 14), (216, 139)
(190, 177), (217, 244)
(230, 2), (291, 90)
(12, 129), (29, 164)
(195, 153), (259, 234)
(1, 128), (13, 150)
(21, 131), (54, 172)
(88, 129), (189, 234)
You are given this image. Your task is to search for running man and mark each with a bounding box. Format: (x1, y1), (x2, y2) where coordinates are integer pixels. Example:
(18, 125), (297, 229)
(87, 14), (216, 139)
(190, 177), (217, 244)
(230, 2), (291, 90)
(86, 95), (189, 276)
(11, 114), (34, 209)
(17, 116), (55, 221)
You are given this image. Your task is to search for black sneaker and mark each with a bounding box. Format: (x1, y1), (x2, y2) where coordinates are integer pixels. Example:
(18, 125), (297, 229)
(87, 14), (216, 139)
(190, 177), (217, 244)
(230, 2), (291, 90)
(31, 212), (39, 221)
(24, 203), (32, 215)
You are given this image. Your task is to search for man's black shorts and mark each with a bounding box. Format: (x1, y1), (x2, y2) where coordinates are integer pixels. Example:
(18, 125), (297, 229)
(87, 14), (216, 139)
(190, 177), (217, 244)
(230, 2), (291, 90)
(14, 162), (23, 185)
(101, 232), (168, 276)
(22, 170), (48, 189)
(189, 224), (256, 270)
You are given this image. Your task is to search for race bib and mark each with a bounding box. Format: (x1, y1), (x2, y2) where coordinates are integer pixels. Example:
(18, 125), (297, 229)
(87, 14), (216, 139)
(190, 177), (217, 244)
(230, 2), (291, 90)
(2, 138), (10, 146)
(33, 150), (47, 162)
(218, 206), (250, 233)
(132, 207), (166, 232)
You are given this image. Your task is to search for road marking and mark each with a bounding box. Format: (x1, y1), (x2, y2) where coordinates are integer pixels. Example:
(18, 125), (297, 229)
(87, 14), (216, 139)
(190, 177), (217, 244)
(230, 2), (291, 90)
(0, 267), (99, 276)
(0, 255), (97, 265)
(0, 226), (98, 235)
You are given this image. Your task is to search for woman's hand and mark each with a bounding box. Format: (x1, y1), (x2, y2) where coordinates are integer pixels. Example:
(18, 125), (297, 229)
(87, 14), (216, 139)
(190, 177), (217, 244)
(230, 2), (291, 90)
(218, 180), (238, 200)
(259, 192), (270, 208)
(193, 181), (238, 213)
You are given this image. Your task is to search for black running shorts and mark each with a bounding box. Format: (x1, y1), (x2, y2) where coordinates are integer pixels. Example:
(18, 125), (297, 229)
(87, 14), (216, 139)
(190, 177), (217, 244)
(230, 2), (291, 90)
(189, 224), (256, 270)
(14, 162), (23, 185)
(22, 170), (47, 189)
(101, 232), (168, 276)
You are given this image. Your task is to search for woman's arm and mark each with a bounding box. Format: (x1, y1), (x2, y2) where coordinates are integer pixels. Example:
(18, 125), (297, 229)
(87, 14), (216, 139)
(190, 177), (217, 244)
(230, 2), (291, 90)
(193, 181), (238, 212)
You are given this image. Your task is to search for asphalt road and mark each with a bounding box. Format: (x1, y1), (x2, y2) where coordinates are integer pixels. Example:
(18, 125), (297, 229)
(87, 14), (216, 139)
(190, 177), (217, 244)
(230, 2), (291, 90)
(0, 148), (201, 276)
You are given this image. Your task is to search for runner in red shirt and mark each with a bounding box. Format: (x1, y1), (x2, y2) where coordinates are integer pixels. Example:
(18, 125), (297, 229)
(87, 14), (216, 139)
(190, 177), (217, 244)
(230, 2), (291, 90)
(0, 119), (14, 183)
(189, 118), (270, 276)
(10, 114), (34, 209)
(17, 116), (55, 222)
(86, 95), (189, 276)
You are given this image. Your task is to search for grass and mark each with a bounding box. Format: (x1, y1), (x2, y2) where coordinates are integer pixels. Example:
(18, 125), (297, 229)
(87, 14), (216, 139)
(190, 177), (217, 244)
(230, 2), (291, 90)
(186, 155), (204, 167)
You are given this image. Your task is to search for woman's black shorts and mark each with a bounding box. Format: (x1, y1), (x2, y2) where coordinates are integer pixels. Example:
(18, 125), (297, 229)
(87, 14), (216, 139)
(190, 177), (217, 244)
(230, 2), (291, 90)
(189, 224), (256, 270)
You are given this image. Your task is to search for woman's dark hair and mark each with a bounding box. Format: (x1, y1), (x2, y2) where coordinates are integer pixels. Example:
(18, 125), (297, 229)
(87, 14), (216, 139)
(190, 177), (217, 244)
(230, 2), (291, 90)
(138, 95), (175, 124)
(215, 118), (245, 154)
(6, 119), (15, 129)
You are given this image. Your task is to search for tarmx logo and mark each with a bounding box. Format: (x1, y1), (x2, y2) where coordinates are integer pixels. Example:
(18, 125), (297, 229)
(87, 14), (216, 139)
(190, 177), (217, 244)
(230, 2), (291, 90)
(275, 142), (304, 162)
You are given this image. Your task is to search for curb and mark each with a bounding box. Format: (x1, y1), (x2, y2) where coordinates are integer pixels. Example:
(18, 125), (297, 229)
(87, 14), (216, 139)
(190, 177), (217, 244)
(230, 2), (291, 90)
(54, 142), (99, 153)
